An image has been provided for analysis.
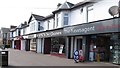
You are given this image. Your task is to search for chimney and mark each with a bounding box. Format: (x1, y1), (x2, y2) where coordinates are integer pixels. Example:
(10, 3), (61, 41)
(57, 3), (62, 8)
(24, 21), (27, 25)
(10, 25), (17, 29)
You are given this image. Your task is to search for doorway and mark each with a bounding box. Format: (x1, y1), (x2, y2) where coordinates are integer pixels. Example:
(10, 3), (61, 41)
(76, 38), (82, 50)
(90, 34), (112, 62)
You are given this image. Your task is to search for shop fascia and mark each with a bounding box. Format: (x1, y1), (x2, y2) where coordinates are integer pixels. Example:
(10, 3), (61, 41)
(28, 34), (36, 39)
(37, 29), (63, 38)
(64, 18), (120, 35)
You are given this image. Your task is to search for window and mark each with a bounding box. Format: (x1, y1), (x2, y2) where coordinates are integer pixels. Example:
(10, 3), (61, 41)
(3, 33), (7, 39)
(56, 14), (59, 27)
(87, 5), (94, 22)
(32, 39), (36, 42)
(38, 22), (44, 31)
(23, 28), (25, 35)
(64, 13), (69, 26)
(53, 18), (55, 28)
(15, 31), (17, 36)
(47, 21), (50, 30)
(18, 29), (21, 36)
(30, 22), (35, 31)
(38, 22), (41, 31)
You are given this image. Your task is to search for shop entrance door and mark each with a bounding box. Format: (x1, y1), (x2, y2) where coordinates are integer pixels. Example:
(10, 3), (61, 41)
(95, 35), (111, 62)
(77, 39), (82, 50)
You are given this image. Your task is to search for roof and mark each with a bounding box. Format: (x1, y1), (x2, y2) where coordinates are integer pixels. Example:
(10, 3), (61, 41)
(28, 14), (45, 24)
(32, 14), (45, 21)
(53, 1), (74, 13)
(71, 0), (97, 9)
(53, 0), (100, 13)
(58, 1), (74, 9)
(43, 14), (54, 20)
(0, 27), (10, 33)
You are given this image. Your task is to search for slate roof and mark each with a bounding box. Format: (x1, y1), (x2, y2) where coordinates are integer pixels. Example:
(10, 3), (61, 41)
(53, 1), (74, 13)
(32, 14), (45, 21)
(58, 1), (74, 9)
(43, 14), (54, 20)
(28, 14), (45, 24)
(0, 27), (10, 33)
(53, 0), (99, 13)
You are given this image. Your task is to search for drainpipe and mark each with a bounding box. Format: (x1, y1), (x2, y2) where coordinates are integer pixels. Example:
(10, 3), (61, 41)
(118, 0), (120, 17)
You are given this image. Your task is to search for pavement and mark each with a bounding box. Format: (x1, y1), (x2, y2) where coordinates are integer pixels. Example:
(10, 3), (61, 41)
(1, 48), (120, 68)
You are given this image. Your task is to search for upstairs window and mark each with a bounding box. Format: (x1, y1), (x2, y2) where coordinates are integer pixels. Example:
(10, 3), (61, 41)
(47, 21), (50, 30)
(87, 5), (94, 22)
(23, 28), (25, 35)
(30, 22), (35, 31)
(18, 29), (21, 36)
(63, 13), (69, 26)
(38, 22), (41, 31)
(56, 14), (59, 27)
(38, 22), (44, 31)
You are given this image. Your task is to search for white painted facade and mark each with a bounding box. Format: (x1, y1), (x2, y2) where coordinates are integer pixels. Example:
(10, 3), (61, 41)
(44, 18), (54, 30)
(29, 16), (45, 34)
(69, 0), (119, 26)
(11, 0), (120, 57)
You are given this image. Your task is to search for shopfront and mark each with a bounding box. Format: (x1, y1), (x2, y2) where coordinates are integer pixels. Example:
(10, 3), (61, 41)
(21, 36), (30, 51)
(63, 17), (120, 64)
(36, 28), (66, 57)
(14, 36), (21, 50)
(28, 34), (37, 52)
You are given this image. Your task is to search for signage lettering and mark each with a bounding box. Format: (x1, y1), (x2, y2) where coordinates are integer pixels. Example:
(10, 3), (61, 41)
(37, 30), (62, 38)
(64, 26), (95, 34)
(28, 34), (36, 39)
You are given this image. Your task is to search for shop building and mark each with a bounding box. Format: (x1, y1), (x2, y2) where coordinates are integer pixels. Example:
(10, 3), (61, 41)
(9, 0), (120, 64)
(36, 28), (65, 55)
(10, 26), (17, 49)
(27, 14), (45, 52)
(64, 17), (120, 63)
(20, 22), (29, 51)
(0, 27), (10, 48)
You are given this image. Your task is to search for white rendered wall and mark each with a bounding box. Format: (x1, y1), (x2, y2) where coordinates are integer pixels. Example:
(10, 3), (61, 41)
(70, 7), (87, 25)
(93, 0), (119, 21)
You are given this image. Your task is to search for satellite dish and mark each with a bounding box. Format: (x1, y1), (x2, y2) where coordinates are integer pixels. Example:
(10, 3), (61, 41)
(108, 6), (119, 17)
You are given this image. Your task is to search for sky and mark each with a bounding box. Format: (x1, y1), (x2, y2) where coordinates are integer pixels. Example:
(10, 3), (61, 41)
(0, 0), (84, 28)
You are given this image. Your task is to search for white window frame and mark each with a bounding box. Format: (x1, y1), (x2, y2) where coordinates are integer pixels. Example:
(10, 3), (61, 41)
(87, 5), (93, 23)
(63, 13), (69, 26)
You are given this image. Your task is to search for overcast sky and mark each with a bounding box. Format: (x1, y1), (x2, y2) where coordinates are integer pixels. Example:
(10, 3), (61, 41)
(0, 0), (84, 28)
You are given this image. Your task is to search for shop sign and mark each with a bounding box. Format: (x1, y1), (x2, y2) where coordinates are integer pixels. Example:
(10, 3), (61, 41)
(23, 36), (28, 39)
(37, 30), (63, 38)
(14, 37), (19, 40)
(64, 18), (120, 36)
(28, 34), (36, 39)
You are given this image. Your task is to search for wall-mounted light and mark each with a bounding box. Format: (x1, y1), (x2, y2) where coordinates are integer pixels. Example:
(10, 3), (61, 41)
(110, 46), (113, 50)
(94, 45), (96, 49)
(80, 7), (83, 14)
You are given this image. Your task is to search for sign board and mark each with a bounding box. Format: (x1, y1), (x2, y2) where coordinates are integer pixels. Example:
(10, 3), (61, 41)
(64, 18), (120, 36)
(59, 45), (64, 54)
(37, 29), (63, 38)
(28, 34), (36, 39)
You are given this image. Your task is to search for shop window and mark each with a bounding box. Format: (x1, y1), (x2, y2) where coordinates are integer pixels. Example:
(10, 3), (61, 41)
(32, 39), (36, 42)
